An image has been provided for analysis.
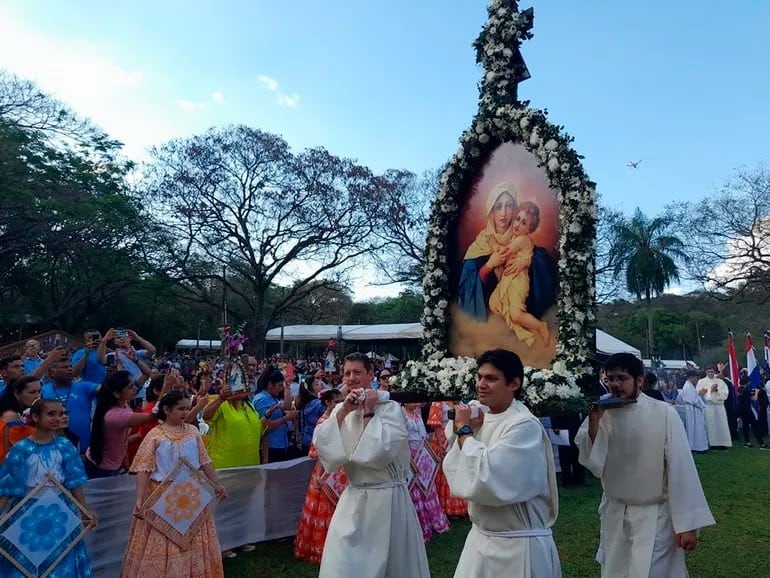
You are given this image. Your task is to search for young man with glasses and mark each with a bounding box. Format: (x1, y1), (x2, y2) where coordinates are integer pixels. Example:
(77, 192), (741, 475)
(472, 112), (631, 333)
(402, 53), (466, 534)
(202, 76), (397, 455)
(576, 353), (715, 578)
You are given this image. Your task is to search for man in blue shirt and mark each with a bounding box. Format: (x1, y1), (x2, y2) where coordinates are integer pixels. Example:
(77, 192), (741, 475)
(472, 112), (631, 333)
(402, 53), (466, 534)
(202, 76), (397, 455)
(98, 327), (155, 386)
(71, 329), (106, 385)
(22, 339), (43, 375)
(41, 359), (100, 453)
(0, 355), (24, 395)
(253, 371), (297, 463)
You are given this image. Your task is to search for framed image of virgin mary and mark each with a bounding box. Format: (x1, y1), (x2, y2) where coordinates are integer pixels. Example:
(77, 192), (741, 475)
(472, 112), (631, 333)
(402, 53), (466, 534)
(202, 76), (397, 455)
(451, 142), (559, 368)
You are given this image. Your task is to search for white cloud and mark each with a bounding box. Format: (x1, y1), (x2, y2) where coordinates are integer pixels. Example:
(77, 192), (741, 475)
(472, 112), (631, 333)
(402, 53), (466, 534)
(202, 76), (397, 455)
(257, 73), (300, 108)
(0, 13), (176, 161)
(278, 93), (300, 108)
(211, 90), (225, 104)
(257, 74), (279, 92)
(177, 99), (206, 113)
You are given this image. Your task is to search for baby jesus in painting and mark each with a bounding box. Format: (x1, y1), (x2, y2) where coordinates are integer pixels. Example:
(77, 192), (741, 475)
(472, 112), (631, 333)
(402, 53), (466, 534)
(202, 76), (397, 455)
(488, 201), (551, 348)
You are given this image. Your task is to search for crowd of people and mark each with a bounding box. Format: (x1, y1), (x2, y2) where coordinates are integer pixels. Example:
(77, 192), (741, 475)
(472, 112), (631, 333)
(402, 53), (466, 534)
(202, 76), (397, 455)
(0, 326), (758, 577)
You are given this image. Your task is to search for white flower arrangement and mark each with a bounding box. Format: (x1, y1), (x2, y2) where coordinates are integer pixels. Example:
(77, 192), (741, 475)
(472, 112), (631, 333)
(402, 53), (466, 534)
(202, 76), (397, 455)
(398, 0), (595, 415)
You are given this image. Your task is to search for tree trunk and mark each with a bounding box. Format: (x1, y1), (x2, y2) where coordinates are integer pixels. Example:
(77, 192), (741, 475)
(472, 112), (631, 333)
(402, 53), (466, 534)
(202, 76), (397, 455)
(645, 294), (655, 359)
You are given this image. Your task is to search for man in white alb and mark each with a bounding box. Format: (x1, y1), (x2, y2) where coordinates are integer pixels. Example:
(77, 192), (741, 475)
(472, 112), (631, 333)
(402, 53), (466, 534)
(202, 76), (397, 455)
(676, 370), (709, 452)
(444, 349), (561, 578)
(576, 353), (715, 578)
(697, 367), (731, 449)
(313, 352), (429, 578)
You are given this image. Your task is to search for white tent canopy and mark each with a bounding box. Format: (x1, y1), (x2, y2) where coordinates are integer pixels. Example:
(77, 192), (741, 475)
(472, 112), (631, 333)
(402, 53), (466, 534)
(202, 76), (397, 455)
(596, 329), (641, 358)
(175, 339), (222, 350)
(266, 324), (641, 358)
(642, 358), (699, 370)
(264, 323), (422, 342)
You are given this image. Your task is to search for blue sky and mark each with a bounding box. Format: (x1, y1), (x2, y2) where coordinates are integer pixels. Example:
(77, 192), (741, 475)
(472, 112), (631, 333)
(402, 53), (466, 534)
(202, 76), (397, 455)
(2, 1), (769, 297)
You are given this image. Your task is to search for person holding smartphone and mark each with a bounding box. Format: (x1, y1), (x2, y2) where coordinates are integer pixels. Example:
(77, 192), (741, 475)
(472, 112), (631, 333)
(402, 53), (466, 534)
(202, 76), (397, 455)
(98, 328), (155, 386)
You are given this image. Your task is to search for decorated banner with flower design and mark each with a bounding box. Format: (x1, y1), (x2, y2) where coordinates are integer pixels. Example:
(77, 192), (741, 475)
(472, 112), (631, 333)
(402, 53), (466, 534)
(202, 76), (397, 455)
(319, 469), (349, 506)
(395, 0), (595, 415)
(410, 441), (439, 496)
(0, 475), (96, 578)
(141, 458), (216, 550)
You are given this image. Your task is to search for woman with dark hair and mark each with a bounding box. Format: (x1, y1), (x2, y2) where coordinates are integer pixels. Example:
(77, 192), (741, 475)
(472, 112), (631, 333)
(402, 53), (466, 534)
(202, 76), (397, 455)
(127, 375), (164, 465)
(122, 391), (227, 577)
(297, 376), (325, 456)
(0, 398), (93, 576)
(85, 371), (158, 478)
(294, 388), (344, 563)
(253, 366), (297, 463)
(0, 376), (40, 463)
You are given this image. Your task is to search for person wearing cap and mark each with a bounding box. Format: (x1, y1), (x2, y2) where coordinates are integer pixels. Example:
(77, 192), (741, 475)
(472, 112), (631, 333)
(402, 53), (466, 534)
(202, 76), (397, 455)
(676, 370), (709, 452)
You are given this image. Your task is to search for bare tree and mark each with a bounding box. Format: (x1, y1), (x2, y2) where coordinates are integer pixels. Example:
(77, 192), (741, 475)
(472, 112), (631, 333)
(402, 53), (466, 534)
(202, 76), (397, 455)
(596, 201), (627, 303)
(141, 125), (387, 354)
(670, 166), (770, 300)
(372, 168), (438, 286)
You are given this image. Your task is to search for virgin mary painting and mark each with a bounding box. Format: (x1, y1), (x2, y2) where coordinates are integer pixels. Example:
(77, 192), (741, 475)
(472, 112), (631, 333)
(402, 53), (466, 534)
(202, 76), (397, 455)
(451, 143), (559, 367)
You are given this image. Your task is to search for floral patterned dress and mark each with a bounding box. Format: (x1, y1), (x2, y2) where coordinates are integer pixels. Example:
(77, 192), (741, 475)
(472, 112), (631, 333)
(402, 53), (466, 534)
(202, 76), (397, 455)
(121, 424), (223, 578)
(404, 408), (450, 542)
(0, 436), (93, 577)
(427, 402), (468, 517)
(293, 414), (345, 564)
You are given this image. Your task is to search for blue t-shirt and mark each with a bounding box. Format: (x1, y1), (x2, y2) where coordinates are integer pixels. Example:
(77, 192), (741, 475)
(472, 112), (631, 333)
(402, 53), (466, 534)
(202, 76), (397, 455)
(301, 398), (324, 446)
(23, 358), (43, 375)
(42, 380), (101, 453)
(71, 348), (106, 385)
(106, 349), (149, 384)
(253, 390), (288, 449)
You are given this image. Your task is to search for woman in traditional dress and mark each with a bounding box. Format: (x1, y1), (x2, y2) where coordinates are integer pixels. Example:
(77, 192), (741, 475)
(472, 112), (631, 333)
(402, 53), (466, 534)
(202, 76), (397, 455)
(294, 388), (343, 564)
(0, 399), (93, 577)
(0, 376), (40, 463)
(427, 402), (468, 517)
(403, 403), (450, 542)
(121, 391), (227, 577)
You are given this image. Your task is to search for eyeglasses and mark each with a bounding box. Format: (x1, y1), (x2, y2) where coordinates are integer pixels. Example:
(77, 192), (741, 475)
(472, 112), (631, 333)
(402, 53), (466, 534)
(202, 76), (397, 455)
(604, 374), (633, 384)
(379, 375), (391, 380)
(85, 334), (101, 340)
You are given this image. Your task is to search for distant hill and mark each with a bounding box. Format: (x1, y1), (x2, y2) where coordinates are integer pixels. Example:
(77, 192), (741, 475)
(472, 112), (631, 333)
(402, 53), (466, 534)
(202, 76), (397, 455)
(598, 291), (770, 367)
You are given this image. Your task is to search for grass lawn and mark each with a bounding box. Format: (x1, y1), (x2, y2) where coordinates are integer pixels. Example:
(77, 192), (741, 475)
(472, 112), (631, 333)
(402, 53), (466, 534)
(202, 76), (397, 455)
(224, 445), (769, 577)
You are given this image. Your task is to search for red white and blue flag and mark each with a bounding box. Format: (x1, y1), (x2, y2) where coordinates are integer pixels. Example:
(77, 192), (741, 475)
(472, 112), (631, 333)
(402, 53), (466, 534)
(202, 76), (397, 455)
(763, 330), (770, 373)
(746, 333), (762, 392)
(726, 332), (740, 396)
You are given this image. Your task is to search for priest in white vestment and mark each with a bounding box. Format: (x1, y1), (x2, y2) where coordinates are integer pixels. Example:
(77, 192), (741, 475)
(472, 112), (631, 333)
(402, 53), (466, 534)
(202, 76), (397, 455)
(576, 353), (715, 578)
(676, 371), (709, 452)
(444, 349), (562, 578)
(697, 368), (732, 448)
(313, 352), (430, 578)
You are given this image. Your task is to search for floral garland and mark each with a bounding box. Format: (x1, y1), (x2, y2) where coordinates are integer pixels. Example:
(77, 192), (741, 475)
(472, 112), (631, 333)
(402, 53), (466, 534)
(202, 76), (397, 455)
(397, 0), (596, 415)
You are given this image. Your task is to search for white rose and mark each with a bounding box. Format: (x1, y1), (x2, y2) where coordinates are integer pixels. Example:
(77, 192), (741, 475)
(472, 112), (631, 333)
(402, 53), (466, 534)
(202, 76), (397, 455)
(569, 222), (582, 234)
(547, 157), (560, 172)
(544, 139), (558, 151)
(479, 134), (490, 144)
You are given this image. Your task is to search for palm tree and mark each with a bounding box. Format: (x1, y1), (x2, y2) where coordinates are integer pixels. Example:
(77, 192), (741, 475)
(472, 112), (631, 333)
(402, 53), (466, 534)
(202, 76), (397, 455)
(613, 209), (688, 360)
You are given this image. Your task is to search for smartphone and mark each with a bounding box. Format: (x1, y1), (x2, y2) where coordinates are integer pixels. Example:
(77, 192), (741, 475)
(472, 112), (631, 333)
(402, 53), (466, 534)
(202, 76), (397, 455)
(106, 354), (117, 368)
(116, 329), (128, 339)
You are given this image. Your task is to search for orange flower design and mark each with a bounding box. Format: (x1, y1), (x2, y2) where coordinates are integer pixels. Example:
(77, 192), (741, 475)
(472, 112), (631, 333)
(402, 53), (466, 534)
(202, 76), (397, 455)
(164, 481), (202, 523)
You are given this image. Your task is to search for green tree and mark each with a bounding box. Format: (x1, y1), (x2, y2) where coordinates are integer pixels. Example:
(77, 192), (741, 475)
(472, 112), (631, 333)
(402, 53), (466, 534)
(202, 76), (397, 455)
(613, 209), (688, 358)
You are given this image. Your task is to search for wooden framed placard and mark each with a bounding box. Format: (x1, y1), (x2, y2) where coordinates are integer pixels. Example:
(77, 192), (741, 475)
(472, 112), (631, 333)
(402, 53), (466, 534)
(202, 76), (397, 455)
(140, 458), (216, 550)
(0, 474), (96, 578)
